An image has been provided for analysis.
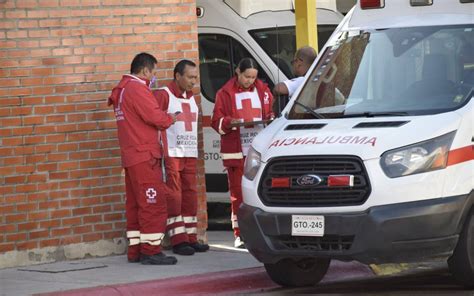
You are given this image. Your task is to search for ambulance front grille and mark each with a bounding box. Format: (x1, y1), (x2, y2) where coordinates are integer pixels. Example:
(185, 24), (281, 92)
(274, 235), (354, 252)
(258, 156), (371, 207)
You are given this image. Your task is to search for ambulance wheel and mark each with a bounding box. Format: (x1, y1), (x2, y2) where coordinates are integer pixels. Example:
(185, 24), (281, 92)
(264, 257), (330, 287)
(448, 209), (474, 288)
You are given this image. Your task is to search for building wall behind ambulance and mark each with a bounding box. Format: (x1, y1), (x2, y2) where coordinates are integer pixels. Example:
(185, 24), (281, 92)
(0, 0), (207, 268)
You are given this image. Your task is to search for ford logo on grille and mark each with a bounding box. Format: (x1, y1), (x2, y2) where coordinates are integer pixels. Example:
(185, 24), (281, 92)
(296, 174), (322, 186)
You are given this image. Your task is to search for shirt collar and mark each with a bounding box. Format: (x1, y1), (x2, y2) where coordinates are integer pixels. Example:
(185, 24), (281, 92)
(169, 81), (192, 99)
(233, 78), (255, 92)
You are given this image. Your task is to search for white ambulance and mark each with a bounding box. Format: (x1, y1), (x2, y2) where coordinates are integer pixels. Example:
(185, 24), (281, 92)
(240, 0), (474, 287)
(197, 0), (346, 200)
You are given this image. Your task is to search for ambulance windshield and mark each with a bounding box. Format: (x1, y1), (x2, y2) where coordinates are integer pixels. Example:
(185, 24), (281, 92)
(289, 25), (474, 119)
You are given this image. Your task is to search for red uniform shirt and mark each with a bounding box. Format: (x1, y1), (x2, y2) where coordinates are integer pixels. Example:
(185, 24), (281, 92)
(108, 74), (173, 168)
(211, 77), (273, 167)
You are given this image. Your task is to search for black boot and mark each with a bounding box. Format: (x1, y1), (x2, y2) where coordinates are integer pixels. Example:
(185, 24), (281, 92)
(140, 253), (177, 265)
(172, 242), (195, 255)
(189, 242), (210, 252)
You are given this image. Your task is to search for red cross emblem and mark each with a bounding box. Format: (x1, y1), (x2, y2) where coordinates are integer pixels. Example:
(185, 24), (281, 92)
(176, 103), (197, 131)
(236, 98), (261, 128)
(146, 188), (157, 199)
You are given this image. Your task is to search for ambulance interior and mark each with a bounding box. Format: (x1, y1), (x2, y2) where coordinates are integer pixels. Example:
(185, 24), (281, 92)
(289, 25), (474, 119)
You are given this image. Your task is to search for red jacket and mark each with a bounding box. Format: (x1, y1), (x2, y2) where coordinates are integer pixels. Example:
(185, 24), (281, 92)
(108, 74), (173, 168)
(211, 77), (273, 167)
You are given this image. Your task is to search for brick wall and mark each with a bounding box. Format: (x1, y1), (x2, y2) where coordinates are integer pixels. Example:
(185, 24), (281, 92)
(0, 0), (206, 268)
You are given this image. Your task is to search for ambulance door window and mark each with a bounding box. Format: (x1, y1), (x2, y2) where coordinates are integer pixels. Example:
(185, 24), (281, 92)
(198, 34), (233, 103)
(198, 33), (274, 103)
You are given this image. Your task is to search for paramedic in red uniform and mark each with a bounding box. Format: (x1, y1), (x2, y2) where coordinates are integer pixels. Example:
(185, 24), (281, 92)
(154, 60), (210, 256)
(211, 58), (274, 248)
(108, 52), (178, 265)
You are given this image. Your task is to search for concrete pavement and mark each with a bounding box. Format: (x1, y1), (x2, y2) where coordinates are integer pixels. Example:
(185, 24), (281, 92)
(0, 231), (375, 296)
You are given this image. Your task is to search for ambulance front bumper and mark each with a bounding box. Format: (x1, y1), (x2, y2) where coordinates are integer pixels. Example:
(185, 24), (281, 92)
(239, 192), (473, 265)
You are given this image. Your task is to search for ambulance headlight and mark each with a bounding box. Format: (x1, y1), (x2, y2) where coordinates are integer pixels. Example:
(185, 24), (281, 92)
(244, 146), (261, 180)
(380, 131), (455, 178)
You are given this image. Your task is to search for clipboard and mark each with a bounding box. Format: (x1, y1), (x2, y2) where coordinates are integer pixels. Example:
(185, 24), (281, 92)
(229, 119), (272, 128)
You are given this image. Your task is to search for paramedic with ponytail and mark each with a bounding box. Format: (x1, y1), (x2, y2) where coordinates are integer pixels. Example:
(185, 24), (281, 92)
(154, 60), (210, 256)
(211, 58), (274, 248)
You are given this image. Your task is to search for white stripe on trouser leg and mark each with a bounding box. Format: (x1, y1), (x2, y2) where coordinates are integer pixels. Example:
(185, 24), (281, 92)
(231, 213), (238, 228)
(126, 230), (140, 238)
(186, 227), (197, 234)
(140, 233), (164, 246)
(168, 226), (186, 237)
(129, 238), (140, 246)
(127, 231), (140, 246)
(167, 215), (183, 225)
(183, 216), (197, 223)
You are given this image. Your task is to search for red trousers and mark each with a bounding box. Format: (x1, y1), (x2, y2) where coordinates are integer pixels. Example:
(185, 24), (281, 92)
(226, 166), (244, 238)
(165, 157), (198, 246)
(125, 158), (168, 260)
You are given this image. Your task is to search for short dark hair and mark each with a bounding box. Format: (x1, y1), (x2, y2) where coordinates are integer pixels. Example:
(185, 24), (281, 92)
(296, 46), (317, 66)
(173, 59), (197, 80)
(237, 58), (258, 73)
(130, 52), (157, 75)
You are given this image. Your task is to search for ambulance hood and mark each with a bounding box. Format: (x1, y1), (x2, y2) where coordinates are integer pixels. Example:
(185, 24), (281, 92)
(253, 112), (463, 162)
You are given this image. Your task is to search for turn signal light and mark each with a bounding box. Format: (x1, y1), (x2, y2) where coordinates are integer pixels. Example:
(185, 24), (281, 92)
(196, 7), (204, 18)
(271, 177), (290, 188)
(360, 0), (385, 9)
(328, 175), (354, 187)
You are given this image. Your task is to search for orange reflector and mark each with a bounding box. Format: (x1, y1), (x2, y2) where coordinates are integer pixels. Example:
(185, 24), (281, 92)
(328, 175), (354, 187)
(271, 177), (290, 188)
(360, 0), (384, 9)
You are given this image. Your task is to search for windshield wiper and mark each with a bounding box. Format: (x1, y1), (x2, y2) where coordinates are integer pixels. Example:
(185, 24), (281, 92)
(341, 111), (409, 118)
(293, 101), (325, 119)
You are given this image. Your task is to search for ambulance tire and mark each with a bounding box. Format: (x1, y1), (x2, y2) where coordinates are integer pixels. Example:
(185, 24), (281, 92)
(264, 257), (330, 287)
(448, 209), (474, 288)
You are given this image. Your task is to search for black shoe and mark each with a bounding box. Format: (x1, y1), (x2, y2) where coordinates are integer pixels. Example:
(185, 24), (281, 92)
(140, 253), (177, 265)
(189, 242), (210, 252)
(172, 242), (195, 255)
(128, 257), (140, 263)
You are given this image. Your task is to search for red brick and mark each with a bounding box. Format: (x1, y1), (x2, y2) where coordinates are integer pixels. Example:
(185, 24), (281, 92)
(62, 236), (81, 245)
(0, 243), (15, 253)
(17, 241), (38, 251)
(0, 224), (17, 233)
(16, 203), (38, 212)
(29, 230), (50, 240)
(6, 234), (28, 243)
(51, 209), (71, 219)
(39, 201), (60, 210)
(40, 239), (61, 248)
(83, 233), (103, 242)
(73, 225), (92, 234)
(52, 228), (72, 236)
(29, 212), (49, 221)
(40, 220), (61, 228)
(94, 223), (112, 232)
(83, 215), (102, 224)
(59, 198), (81, 208)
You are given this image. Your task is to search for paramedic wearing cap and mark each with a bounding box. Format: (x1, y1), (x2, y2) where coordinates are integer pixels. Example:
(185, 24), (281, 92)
(108, 52), (178, 265)
(273, 46), (317, 112)
(154, 60), (210, 256)
(211, 57), (274, 248)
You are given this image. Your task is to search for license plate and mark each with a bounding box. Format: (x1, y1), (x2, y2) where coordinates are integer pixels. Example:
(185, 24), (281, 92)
(291, 215), (324, 237)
